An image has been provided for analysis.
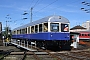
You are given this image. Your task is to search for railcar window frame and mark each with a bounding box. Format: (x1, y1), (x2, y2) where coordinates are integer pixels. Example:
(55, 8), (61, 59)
(28, 26), (30, 34)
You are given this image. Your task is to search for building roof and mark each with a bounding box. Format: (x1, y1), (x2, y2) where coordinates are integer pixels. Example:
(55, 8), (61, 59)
(70, 25), (86, 30)
(13, 15), (69, 31)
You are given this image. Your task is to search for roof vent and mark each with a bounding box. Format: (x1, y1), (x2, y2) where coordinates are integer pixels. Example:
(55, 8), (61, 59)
(59, 16), (61, 19)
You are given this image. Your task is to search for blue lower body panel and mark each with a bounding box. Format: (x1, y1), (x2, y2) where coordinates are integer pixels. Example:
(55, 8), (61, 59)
(12, 32), (70, 40)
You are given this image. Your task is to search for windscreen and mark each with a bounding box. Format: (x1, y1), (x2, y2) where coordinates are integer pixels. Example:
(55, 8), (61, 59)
(50, 23), (59, 32)
(61, 24), (69, 32)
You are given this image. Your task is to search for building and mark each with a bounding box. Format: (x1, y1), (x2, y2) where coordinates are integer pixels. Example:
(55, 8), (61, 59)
(0, 22), (2, 45)
(70, 25), (87, 32)
(0, 22), (2, 33)
(0, 22), (2, 38)
(70, 25), (90, 41)
(82, 20), (90, 30)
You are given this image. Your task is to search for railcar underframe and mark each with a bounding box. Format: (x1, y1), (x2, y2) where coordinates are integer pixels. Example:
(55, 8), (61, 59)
(12, 37), (72, 51)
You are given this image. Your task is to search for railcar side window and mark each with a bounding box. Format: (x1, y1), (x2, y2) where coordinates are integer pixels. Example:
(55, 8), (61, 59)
(82, 34), (84, 36)
(31, 26), (34, 33)
(35, 25), (38, 33)
(50, 23), (59, 32)
(39, 24), (42, 32)
(44, 23), (48, 32)
(17, 30), (20, 34)
(88, 34), (90, 36)
(20, 29), (21, 34)
(13, 31), (16, 34)
(61, 24), (69, 32)
(21, 29), (24, 34)
(25, 28), (27, 34)
(21, 28), (26, 34)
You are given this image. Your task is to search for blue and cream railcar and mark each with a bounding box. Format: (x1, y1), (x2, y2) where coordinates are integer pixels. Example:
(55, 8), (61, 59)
(12, 15), (71, 50)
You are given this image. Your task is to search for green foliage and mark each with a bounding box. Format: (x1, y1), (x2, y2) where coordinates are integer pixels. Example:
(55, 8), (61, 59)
(2, 27), (12, 39)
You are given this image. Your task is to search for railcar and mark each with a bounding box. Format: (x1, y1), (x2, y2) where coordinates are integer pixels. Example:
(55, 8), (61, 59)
(12, 15), (71, 50)
(79, 31), (90, 41)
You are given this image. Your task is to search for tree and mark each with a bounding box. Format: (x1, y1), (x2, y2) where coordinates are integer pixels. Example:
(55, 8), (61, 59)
(2, 27), (12, 40)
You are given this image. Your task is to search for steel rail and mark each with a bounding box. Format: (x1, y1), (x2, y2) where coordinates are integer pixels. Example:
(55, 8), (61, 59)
(21, 51), (27, 60)
(32, 52), (40, 60)
(32, 46), (62, 60)
(0, 50), (12, 60)
(71, 51), (90, 58)
(58, 53), (85, 60)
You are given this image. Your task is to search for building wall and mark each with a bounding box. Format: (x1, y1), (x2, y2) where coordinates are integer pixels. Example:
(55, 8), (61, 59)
(82, 21), (90, 30)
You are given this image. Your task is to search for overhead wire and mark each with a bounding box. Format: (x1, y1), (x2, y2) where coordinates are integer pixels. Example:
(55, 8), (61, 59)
(34, 0), (58, 14)
(26, 0), (41, 11)
(27, 0), (35, 11)
(52, 0), (83, 12)
(22, 0), (82, 23)
(32, 0), (40, 8)
(24, 0), (41, 19)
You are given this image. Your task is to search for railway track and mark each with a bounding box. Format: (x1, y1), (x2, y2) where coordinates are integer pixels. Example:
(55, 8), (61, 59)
(0, 49), (13, 60)
(0, 46), (90, 60)
(54, 50), (90, 60)
(0, 46), (62, 60)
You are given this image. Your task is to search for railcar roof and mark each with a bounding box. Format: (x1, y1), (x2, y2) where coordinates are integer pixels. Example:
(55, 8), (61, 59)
(13, 15), (69, 31)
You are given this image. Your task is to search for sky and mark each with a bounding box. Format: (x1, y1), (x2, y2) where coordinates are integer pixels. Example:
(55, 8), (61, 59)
(0, 0), (90, 30)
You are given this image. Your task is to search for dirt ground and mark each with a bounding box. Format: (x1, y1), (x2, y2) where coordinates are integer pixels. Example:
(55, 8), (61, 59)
(0, 45), (22, 51)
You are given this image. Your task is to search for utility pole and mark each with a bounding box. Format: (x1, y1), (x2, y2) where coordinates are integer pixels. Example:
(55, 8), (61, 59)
(5, 15), (11, 46)
(6, 21), (8, 39)
(31, 7), (33, 23)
